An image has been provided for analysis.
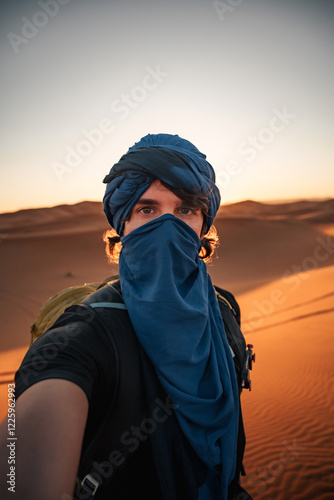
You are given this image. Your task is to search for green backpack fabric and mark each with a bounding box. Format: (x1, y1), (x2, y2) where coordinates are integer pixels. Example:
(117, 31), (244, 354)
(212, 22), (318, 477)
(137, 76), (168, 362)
(30, 276), (118, 344)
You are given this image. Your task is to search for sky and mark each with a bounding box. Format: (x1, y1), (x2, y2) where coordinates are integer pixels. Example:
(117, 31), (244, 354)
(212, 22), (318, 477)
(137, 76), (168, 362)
(1, 0), (333, 213)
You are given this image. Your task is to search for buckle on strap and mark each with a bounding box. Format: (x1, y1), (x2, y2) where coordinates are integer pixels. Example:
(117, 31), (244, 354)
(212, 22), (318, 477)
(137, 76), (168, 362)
(80, 474), (100, 497)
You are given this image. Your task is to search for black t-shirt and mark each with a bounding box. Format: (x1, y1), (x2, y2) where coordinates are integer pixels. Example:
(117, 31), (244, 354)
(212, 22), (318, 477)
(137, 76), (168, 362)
(15, 283), (247, 499)
(16, 300), (167, 499)
(16, 305), (117, 445)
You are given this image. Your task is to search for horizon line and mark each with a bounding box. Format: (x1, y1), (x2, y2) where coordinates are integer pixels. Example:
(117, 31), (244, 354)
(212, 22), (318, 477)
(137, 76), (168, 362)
(0, 196), (333, 216)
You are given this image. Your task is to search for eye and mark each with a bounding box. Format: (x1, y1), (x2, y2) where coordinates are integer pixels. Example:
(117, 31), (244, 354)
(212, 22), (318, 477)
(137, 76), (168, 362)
(178, 206), (197, 215)
(138, 206), (154, 215)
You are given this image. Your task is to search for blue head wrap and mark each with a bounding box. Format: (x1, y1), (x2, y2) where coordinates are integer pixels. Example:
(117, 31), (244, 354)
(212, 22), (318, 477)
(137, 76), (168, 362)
(103, 133), (221, 235)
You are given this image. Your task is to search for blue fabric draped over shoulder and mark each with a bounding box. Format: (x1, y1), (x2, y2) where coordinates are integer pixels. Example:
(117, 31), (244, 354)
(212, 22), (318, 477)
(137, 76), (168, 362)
(119, 215), (240, 499)
(101, 133), (240, 498)
(103, 133), (221, 236)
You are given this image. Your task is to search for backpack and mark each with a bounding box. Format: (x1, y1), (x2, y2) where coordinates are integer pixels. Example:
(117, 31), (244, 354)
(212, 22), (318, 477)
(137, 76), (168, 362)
(30, 276), (119, 344)
(30, 276), (254, 393)
(30, 277), (254, 499)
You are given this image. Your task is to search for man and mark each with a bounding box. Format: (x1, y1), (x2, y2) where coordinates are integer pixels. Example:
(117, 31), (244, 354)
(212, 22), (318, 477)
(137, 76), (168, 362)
(0, 133), (252, 499)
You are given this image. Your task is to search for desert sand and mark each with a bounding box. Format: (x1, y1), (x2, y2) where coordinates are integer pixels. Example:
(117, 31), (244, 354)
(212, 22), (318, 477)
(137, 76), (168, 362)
(0, 198), (333, 499)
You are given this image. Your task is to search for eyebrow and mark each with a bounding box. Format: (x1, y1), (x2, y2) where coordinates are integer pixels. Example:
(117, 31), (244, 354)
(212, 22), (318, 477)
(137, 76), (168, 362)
(135, 197), (194, 207)
(135, 198), (158, 206)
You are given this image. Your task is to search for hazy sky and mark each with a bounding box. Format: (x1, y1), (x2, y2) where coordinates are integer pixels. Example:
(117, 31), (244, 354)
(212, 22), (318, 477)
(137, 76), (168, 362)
(1, 0), (333, 212)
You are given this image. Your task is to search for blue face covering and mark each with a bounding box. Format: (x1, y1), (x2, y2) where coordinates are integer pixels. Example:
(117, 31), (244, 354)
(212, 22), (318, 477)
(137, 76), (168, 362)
(119, 214), (239, 498)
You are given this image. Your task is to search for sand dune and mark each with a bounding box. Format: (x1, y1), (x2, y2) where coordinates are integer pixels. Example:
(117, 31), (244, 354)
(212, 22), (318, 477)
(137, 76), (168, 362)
(1, 200), (333, 350)
(0, 201), (107, 238)
(212, 198), (334, 293)
(238, 265), (334, 499)
(0, 199), (333, 498)
(217, 198), (334, 223)
(212, 216), (334, 294)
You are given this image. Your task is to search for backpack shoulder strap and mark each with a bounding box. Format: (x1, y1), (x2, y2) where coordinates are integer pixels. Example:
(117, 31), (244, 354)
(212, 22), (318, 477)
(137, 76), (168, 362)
(214, 285), (241, 326)
(76, 282), (149, 499)
(214, 285), (250, 487)
(214, 286), (245, 373)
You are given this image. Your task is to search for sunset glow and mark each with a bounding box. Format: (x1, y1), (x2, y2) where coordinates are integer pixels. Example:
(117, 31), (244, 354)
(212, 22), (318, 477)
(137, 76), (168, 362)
(1, 0), (333, 213)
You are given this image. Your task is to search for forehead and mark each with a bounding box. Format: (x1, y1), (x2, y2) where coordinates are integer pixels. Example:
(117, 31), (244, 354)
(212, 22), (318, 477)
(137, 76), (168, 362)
(137, 180), (181, 203)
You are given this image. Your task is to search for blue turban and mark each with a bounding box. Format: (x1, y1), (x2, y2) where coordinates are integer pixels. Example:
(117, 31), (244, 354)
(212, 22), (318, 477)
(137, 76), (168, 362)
(103, 133), (221, 235)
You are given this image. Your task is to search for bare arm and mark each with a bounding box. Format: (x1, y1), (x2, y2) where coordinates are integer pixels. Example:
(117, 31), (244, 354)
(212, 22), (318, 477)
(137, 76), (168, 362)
(0, 379), (89, 500)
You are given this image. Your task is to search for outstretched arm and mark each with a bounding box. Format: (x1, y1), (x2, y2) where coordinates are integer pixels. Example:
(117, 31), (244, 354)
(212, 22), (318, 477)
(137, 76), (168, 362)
(0, 378), (88, 500)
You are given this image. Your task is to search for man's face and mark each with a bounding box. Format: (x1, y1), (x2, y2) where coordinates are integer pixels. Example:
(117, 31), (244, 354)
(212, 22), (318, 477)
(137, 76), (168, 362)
(123, 180), (204, 238)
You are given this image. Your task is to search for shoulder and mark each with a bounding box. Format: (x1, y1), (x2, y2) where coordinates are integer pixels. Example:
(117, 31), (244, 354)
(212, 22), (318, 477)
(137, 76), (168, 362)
(15, 301), (119, 404)
(81, 280), (124, 307)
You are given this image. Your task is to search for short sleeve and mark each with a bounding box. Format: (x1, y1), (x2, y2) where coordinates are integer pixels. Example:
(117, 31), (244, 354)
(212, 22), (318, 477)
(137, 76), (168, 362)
(15, 305), (118, 405)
